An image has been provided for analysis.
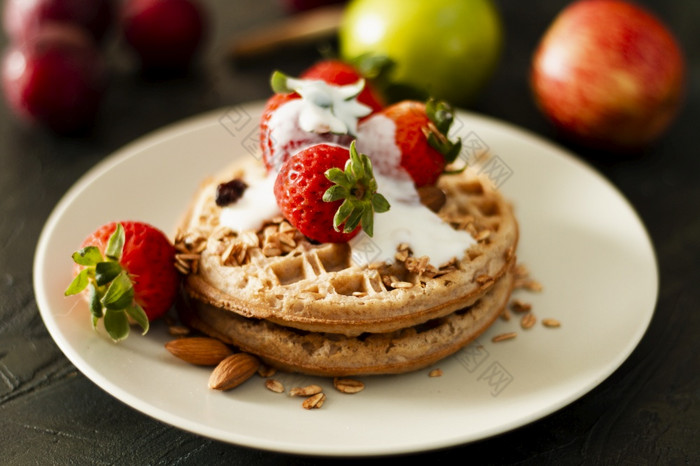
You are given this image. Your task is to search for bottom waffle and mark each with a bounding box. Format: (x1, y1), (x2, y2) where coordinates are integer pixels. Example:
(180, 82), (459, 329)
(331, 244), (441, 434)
(178, 269), (514, 377)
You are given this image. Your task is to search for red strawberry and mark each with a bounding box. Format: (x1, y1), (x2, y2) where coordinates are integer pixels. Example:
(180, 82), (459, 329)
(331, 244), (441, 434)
(274, 141), (389, 243)
(65, 221), (179, 341)
(301, 59), (385, 114)
(357, 99), (462, 187)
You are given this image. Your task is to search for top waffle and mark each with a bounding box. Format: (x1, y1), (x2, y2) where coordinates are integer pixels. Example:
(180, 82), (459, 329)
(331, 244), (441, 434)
(177, 157), (518, 337)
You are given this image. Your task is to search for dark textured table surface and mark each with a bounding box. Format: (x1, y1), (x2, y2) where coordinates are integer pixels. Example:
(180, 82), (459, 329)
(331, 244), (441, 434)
(1, 0), (698, 464)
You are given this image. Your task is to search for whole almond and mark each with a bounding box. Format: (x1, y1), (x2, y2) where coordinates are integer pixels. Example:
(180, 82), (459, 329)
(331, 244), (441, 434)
(165, 337), (233, 366)
(209, 353), (260, 390)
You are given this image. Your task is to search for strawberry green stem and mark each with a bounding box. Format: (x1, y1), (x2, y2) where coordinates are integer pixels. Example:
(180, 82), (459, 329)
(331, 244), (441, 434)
(323, 141), (390, 237)
(65, 223), (149, 342)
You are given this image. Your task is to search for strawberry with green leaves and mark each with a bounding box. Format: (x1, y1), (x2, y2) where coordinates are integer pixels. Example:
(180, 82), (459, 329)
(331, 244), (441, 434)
(65, 221), (179, 342)
(274, 141), (390, 243)
(357, 99), (462, 187)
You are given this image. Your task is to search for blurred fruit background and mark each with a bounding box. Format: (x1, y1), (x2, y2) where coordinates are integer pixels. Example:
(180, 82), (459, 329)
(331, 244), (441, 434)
(0, 0), (689, 153)
(0, 0), (690, 155)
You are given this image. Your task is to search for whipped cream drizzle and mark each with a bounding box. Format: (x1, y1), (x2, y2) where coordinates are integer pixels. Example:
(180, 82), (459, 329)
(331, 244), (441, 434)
(218, 76), (474, 267)
(352, 115), (475, 266)
(351, 171), (475, 267)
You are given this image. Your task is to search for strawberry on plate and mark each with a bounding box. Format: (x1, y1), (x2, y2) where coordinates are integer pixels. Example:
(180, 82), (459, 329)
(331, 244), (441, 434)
(259, 62), (377, 172)
(65, 221), (179, 342)
(357, 99), (462, 187)
(274, 141), (390, 244)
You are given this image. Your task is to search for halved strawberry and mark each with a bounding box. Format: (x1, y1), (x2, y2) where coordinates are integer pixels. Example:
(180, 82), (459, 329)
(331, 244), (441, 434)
(65, 221), (179, 341)
(274, 141), (390, 243)
(358, 99), (462, 187)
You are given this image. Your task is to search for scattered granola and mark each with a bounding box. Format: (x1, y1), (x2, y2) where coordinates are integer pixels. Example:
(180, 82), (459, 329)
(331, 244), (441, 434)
(510, 299), (532, 313)
(404, 255), (431, 275)
(520, 279), (544, 292)
(500, 308), (511, 321)
(333, 378), (365, 394)
(520, 313), (536, 330)
(257, 364), (277, 378)
(429, 368), (443, 377)
(289, 384), (323, 397)
(265, 379), (285, 393)
(492, 332), (517, 343)
(394, 250), (409, 262)
(302, 392), (326, 410)
(512, 263), (544, 292)
(167, 324), (191, 337)
(542, 318), (561, 328)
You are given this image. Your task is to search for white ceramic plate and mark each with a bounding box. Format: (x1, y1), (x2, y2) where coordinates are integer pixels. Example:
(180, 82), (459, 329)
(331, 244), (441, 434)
(34, 102), (658, 457)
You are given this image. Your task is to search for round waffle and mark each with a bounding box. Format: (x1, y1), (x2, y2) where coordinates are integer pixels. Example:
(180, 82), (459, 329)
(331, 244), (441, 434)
(178, 268), (514, 377)
(176, 157), (518, 336)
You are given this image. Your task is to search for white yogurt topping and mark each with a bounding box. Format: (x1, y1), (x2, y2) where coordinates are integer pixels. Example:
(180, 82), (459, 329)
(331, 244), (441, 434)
(219, 171), (280, 234)
(350, 172), (476, 267)
(285, 77), (371, 135)
(354, 114), (476, 265)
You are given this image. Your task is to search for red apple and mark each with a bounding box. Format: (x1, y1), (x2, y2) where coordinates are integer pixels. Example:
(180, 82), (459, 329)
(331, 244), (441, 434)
(1, 24), (106, 134)
(121, 0), (206, 72)
(530, 0), (685, 151)
(3, 0), (115, 44)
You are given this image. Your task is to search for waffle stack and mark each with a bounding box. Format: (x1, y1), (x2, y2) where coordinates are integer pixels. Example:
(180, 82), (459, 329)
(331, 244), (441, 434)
(175, 157), (518, 376)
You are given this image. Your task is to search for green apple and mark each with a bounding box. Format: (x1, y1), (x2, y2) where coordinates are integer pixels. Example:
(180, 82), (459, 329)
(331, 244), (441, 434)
(338, 0), (503, 107)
